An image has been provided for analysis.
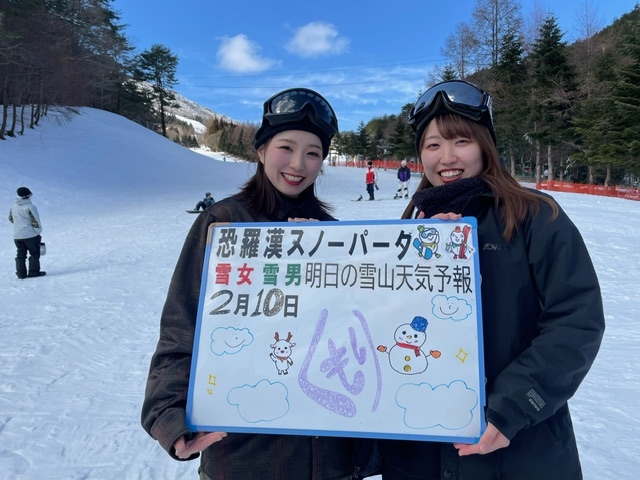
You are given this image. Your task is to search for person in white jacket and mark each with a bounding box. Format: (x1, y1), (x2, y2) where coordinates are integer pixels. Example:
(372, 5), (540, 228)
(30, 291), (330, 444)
(8, 187), (46, 279)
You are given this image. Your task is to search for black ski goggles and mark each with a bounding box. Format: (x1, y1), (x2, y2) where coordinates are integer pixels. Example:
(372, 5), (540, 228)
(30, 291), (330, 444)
(262, 88), (339, 137)
(407, 80), (493, 129)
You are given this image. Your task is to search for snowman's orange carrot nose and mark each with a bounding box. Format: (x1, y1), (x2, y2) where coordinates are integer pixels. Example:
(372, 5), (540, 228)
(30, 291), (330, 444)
(430, 350), (441, 358)
(377, 345), (387, 353)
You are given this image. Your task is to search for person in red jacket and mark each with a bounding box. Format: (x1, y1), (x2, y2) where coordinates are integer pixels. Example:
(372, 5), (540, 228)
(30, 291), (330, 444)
(364, 160), (377, 200)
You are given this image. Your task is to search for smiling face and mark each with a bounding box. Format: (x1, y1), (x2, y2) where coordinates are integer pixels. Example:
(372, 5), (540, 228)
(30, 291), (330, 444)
(419, 118), (483, 187)
(450, 229), (464, 244)
(258, 130), (324, 198)
(394, 324), (426, 347)
(420, 228), (439, 244)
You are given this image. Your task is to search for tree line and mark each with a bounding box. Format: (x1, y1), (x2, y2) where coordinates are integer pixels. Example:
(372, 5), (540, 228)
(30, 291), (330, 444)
(331, 1), (640, 186)
(0, 0), (179, 141)
(1, 0), (638, 186)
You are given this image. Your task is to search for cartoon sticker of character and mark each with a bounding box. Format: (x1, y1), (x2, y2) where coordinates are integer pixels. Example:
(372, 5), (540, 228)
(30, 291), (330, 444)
(269, 332), (296, 375)
(413, 225), (441, 259)
(445, 225), (475, 260)
(377, 316), (441, 374)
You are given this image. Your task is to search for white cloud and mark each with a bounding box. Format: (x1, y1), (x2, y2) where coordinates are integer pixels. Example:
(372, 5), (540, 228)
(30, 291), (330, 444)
(286, 22), (350, 58)
(431, 294), (472, 321)
(210, 326), (254, 355)
(396, 380), (478, 430)
(227, 380), (290, 423)
(217, 34), (276, 73)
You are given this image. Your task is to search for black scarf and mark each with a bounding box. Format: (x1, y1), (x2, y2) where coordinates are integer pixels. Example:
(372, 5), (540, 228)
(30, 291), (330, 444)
(411, 177), (491, 218)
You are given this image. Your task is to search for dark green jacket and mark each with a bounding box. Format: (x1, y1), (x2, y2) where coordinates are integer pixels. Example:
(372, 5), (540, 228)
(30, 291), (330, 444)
(141, 195), (371, 479)
(379, 190), (605, 480)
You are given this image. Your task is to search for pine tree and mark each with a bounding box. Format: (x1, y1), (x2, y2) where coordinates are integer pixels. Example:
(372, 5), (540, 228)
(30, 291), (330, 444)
(570, 48), (618, 184)
(236, 130), (247, 159)
(133, 44), (179, 137)
(389, 105), (415, 160)
(608, 7), (640, 177)
(332, 131), (358, 160)
(441, 64), (459, 81)
(492, 27), (529, 176)
(356, 121), (371, 160)
(570, 7), (640, 185)
(528, 15), (578, 181)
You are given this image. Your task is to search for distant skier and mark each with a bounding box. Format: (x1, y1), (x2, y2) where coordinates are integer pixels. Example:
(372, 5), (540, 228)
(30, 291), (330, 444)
(364, 161), (378, 200)
(394, 160), (411, 199)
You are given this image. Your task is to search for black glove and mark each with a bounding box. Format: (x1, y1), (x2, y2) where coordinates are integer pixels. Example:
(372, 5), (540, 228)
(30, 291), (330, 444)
(375, 184), (379, 190)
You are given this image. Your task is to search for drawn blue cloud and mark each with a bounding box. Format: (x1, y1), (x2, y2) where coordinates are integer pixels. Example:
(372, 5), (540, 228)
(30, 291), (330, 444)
(210, 326), (254, 355)
(396, 380), (478, 430)
(431, 294), (472, 321)
(227, 379), (290, 423)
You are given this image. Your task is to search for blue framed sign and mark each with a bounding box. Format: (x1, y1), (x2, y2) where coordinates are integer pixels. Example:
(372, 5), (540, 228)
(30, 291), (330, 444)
(187, 218), (486, 443)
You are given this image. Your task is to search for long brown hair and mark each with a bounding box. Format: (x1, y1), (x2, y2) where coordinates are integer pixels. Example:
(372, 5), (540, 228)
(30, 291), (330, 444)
(235, 139), (333, 219)
(402, 114), (558, 241)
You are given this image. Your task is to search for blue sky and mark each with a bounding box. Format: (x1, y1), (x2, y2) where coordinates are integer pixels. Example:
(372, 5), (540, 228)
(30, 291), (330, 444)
(112, 0), (637, 132)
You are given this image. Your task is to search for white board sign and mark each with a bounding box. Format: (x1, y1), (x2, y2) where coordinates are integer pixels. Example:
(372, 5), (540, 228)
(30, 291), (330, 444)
(186, 218), (486, 443)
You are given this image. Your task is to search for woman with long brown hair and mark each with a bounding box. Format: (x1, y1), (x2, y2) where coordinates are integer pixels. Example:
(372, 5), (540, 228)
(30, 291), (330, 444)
(379, 80), (605, 480)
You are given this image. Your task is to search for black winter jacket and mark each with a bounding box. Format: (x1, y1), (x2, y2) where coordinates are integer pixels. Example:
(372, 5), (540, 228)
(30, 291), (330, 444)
(141, 195), (373, 479)
(379, 190), (605, 480)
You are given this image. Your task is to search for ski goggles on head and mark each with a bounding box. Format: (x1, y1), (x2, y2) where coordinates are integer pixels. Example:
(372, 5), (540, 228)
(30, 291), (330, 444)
(407, 80), (493, 130)
(262, 88), (339, 137)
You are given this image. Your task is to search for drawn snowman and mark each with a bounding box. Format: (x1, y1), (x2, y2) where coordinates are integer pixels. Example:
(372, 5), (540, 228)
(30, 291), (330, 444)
(377, 316), (441, 374)
(445, 225), (474, 260)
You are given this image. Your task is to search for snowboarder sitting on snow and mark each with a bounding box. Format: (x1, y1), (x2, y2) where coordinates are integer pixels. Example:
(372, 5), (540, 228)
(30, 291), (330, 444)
(194, 192), (215, 211)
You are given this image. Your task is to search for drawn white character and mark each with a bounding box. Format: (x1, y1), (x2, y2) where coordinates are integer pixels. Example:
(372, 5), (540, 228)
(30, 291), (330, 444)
(377, 316), (441, 374)
(445, 225), (474, 260)
(269, 332), (296, 375)
(413, 226), (441, 259)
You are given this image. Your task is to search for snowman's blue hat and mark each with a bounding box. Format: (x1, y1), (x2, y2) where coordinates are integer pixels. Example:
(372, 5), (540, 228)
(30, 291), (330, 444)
(410, 316), (428, 333)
